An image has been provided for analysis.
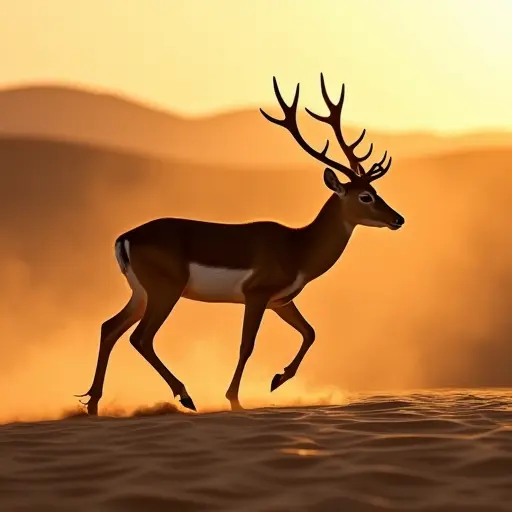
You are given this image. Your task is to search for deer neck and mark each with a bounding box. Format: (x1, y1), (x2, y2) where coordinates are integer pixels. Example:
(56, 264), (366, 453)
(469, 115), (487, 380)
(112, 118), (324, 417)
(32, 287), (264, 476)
(298, 193), (355, 281)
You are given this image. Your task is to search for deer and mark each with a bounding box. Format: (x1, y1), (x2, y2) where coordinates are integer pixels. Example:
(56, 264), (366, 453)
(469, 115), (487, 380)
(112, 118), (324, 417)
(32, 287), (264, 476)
(77, 74), (405, 414)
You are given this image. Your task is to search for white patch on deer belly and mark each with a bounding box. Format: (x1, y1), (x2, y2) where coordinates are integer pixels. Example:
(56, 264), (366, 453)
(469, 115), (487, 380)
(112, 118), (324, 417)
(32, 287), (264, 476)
(183, 264), (253, 303)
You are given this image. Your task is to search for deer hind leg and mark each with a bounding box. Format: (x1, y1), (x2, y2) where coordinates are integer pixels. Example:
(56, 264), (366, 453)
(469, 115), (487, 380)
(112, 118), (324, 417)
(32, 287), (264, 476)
(124, 248), (195, 411)
(225, 293), (269, 411)
(129, 286), (196, 411)
(270, 301), (315, 392)
(77, 292), (146, 415)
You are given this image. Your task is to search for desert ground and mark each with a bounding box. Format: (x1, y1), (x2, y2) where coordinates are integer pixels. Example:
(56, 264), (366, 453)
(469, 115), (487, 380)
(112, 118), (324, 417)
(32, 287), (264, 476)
(1, 390), (512, 512)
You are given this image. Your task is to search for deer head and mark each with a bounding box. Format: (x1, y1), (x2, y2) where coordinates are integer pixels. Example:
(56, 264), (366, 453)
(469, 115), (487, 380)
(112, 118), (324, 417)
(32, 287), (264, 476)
(260, 74), (405, 231)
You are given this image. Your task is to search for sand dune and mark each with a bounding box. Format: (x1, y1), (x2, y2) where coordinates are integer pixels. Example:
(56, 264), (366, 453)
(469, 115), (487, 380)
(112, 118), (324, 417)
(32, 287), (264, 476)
(1, 84), (511, 168)
(1, 390), (511, 511)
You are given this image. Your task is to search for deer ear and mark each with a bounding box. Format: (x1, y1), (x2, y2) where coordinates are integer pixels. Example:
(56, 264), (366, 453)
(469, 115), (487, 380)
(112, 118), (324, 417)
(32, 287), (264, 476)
(323, 168), (346, 196)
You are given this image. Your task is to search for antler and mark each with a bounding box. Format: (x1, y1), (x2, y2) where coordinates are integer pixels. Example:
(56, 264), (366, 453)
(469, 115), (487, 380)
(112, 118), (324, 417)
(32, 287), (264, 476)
(261, 75), (393, 184)
(365, 151), (392, 182)
(304, 73), (392, 182)
(260, 77), (359, 182)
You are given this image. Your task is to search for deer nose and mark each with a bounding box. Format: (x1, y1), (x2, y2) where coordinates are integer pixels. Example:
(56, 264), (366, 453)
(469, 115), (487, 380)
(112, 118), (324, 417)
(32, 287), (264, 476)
(389, 213), (405, 230)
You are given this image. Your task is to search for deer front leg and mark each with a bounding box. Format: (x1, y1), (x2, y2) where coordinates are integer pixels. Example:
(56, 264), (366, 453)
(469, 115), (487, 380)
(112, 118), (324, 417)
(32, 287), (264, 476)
(270, 301), (315, 392)
(225, 293), (269, 411)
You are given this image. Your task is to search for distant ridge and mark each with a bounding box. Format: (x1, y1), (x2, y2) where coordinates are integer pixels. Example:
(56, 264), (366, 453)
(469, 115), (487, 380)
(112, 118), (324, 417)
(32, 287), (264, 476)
(0, 83), (511, 168)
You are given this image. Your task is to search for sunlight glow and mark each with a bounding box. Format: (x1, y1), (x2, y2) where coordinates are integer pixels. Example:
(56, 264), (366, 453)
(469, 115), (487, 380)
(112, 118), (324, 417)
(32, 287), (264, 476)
(0, 0), (511, 132)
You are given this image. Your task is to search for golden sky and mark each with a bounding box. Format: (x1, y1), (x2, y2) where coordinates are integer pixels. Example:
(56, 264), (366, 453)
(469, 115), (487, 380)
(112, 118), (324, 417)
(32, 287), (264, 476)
(1, 0), (511, 132)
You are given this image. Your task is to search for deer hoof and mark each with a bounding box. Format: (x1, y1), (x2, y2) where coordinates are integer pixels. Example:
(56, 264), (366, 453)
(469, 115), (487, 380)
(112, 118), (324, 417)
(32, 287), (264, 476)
(229, 399), (245, 412)
(87, 400), (99, 416)
(270, 373), (286, 392)
(179, 396), (197, 412)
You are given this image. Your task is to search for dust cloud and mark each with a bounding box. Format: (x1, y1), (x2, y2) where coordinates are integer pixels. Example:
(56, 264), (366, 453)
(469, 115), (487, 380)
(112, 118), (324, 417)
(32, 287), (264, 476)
(1, 136), (512, 423)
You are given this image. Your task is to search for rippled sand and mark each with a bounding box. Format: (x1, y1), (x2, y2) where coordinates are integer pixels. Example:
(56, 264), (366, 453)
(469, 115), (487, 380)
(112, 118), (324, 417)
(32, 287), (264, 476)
(2, 390), (512, 511)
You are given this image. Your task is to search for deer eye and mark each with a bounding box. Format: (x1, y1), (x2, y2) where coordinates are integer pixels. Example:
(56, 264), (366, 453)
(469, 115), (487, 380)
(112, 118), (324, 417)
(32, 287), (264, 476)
(358, 192), (375, 204)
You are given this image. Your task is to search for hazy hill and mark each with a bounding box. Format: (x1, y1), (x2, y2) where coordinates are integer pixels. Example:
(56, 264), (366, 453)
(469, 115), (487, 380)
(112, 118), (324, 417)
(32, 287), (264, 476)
(2, 134), (512, 423)
(0, 84), (511, 169)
